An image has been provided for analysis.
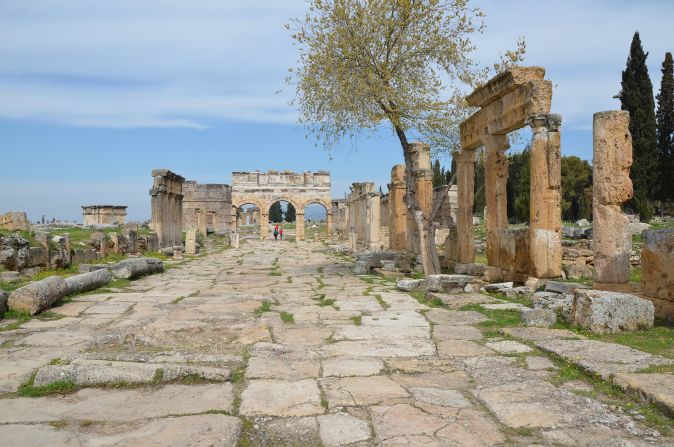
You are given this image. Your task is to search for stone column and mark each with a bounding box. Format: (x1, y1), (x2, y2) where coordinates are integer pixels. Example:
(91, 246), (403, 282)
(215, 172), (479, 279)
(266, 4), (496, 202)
(388, 164), (407, 250)
(454, 149), (477, 264)
(406, 143), (433, 254)
(528, 114), (562, 278)
(366, 193), (381, 248)
(593, 111), (633, 283)
(150, 169), (184, 248)
(259, 212), (269, 240)
(296, 212), (305, 241)
(326, 211), (333, 237)
(483, 134), (510, 279)
(185, 227), (198, 255)
(197, 210), (208, 236)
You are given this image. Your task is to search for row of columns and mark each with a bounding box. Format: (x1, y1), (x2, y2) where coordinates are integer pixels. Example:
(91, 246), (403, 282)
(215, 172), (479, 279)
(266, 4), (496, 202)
(453, 114), (562, 279)
(150, 169), (185, 248)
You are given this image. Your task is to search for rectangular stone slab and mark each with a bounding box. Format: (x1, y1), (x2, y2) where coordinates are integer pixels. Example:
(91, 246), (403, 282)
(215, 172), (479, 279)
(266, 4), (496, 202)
(466, 67), (546, 107)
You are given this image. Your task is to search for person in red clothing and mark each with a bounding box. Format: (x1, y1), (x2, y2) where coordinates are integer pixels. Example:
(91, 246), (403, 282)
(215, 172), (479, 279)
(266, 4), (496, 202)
(279, 228), (284, 240)
(273, 224), (279, 240)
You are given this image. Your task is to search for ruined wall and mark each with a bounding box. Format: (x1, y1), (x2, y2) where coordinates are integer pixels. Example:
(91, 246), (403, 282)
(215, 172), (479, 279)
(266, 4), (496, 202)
(182, 181), (232, 234)
(150, 169), (185, 248)
(432, 185), (458, 229)
(331, 199), (348, 240)
(82, 206), (127, 226)
(347, 182), (382, 249)
(0, 211), (30, 231)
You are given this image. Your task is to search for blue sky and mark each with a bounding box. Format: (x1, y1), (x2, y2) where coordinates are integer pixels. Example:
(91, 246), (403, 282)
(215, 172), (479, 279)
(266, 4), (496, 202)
(1, 0), (673, 221)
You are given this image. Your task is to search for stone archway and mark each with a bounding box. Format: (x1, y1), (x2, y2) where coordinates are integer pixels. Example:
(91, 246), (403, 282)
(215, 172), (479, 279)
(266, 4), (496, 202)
(231, 171), (332, 241)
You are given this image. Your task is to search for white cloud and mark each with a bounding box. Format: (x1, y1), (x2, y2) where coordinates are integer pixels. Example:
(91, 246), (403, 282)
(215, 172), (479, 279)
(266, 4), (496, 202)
(0, 0), (672, 130)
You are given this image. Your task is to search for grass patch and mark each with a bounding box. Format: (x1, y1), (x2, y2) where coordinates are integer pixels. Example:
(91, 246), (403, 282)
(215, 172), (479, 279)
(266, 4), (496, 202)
(351, 315), (362, 326)
(0, 309), (32, 331)
(254, 300), (273, 316)
(314, 295), (336, 307)
(286, 276), (293, 283)
(18, 372), (76, 397)
(280, 311), (295, 324)
(408, 291), (444, 308)
(374, 294), (391, 310)
(362, 286), (373, 296)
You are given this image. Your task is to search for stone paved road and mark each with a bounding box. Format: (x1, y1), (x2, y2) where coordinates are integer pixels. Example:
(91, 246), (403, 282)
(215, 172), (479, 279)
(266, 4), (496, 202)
(0, 240), (671, 446)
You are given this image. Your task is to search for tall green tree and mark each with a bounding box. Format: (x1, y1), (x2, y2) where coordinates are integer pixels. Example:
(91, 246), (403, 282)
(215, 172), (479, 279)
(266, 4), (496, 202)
(288, 0), (524, 274)
(657, 52), (674, 203)
(432, 159), (446, 188)
(473, 150), (486, 216)
(285, 203), (297, 223)
(618, 32), (659, 216)
(560, 156), (593, 221)
(506, 148), (530, 223)
(269, 202), (283, 223)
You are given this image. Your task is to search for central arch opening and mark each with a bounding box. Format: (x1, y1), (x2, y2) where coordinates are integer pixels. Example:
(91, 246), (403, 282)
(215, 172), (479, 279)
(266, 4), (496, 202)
(268, 200), (295, 241)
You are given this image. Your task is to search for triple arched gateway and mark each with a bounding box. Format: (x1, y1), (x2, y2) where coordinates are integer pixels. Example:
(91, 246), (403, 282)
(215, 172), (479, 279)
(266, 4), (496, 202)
(230, 171), (333, 240)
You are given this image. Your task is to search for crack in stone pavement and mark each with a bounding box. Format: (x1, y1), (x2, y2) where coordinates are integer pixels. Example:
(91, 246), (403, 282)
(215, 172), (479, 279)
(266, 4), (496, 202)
(0, 239), (671, 446)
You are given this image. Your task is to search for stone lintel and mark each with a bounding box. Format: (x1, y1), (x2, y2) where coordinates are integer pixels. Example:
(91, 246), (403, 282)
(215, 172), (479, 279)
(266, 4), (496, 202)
(453, 149), (477, 163)
(526, 113), (562, 132)
(152, 169), (186, 183)
(466, 67), (546, 107)
(482, 134), (510, 153)
(460, 79), (552, 150)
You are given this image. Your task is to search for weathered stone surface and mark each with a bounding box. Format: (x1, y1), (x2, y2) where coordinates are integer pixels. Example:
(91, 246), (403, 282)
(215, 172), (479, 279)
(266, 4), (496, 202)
(562, 225), (592, 239)
(613, 373), (674, 417)
(571, 289), (654, 334)
(593, 204), (632, 283)
(321, 358), (383, 377)
(532, 291), (573, 319)
(0, 235), (29, 271)
(521, 307), (557, 327)
(8, 276), (69, 315)
(437, 340), (493, 357)
(110, 257), (164, 279)
(396, 278), (426, 292)
(525, 356), (555, 370)
(641, 229), (674, 310)
(246, 357), (319, 380)
(426, 274), (474, 293)
(410, 387), (471, 408)
(318, 413), (371, 447)
(483, 282), (513, 292)
(485, 340), (532, 354)
(64, 269), (112, 295)
(240, 379), (323, 417)
(371, 403), (446, 442)
(545, 280), (590, 294)
(320, 376), (408, 407)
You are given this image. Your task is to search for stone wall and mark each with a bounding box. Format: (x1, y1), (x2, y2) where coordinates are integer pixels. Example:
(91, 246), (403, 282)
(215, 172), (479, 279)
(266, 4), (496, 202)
(182, 181), (232, 234)
(1, 211), (30, 231)
(150, 169), (185, 248)
(82, 206), (127, 226)
(331, 199), (348, 240)
(432, 185), (458, 229)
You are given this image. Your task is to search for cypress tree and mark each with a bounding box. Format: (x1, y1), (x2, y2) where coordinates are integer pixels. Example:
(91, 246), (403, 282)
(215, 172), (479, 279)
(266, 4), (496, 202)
(269, 202), (283, 223)
(285, 203), (296, 223)
(656, 52), (674, 202)
(432, 159), (445, 188)
(619, 32), (659, 210)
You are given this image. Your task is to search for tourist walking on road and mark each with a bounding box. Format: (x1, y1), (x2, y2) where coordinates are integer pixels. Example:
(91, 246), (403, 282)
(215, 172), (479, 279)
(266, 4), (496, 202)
(279, 228), (284, 240)
(273, 224), (279, 240)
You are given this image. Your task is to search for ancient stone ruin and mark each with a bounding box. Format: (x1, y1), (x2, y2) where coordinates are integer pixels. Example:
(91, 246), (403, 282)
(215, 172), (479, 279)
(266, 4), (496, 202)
(0, 211), (30, 231)
(150, 169), (185, 248)
(182, 182), (232, 234)
(81, 205), (127, 226)
(455, 67), (561, 281)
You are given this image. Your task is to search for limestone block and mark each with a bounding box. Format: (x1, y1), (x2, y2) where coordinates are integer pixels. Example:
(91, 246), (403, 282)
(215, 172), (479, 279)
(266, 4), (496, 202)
(185, 227), (198, 255)
(571, 289), (654, 334)
(592, 111), (633, 205)
(0, 235), (30, 271)
(396, 279), (426, 292)
(483, 282), (513, 293)
(521, 308), (557, 327)
(630, 222), (652, 236)
(354, 261), (369, 275)
(27, 246), (48, 268)
(110, 258), (164, 280)
(593, 204), (631, 283)
(545, 280), (590, 294)
(532, 291), (573, 320)
(64, 269), (112, 295)
(173, 247), (184, 260)
(641, 229), (674, 303)
(576, 219), (591, 227)
(454, 263), (486, 276)
(8, 276), (69, 315)
(145, 234), (160, 252)
(426, 274), (474, 293)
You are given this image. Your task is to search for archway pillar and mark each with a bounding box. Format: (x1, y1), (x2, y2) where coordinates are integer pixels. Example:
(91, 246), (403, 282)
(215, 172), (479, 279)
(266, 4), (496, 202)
(231, 206), (238, 232)
(259, 212), (269, 240)
(296, 212), (305, 241)
(326, 211), (333, 239)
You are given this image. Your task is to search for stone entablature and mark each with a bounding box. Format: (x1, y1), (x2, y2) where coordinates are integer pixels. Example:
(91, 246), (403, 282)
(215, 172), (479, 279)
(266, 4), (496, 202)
(182, 182), (232, 234)
(82, 206), (127, 226)
(1, 211), (30, 231)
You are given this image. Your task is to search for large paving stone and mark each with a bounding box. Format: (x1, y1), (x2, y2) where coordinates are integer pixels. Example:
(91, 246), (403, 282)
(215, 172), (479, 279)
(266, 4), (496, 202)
(485, 340), (533, 354)
(324, 338), (436, 358)
(0, 384), (234, 423)
(425, 309), (489, 325)
(318, 413), (371, 447)
(246, 357), (320, 380)
(431, 324), (483, 341)
(571, 289), (654, 334)
(320, 376), (409, 407)
(321, 357), (384, 377)
(370, 403), (446, 442)
(436, 340), (493, 357)
(613, 373), (674, 417)
(409, 387), (471, 408)
(239, 379), (323, 417)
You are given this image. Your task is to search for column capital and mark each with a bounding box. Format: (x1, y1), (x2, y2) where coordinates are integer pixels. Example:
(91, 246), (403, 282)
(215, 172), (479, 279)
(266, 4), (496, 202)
(482, 133), (510, 153)
(526, 113), (562, 131)
(453, 149), (477, 163)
